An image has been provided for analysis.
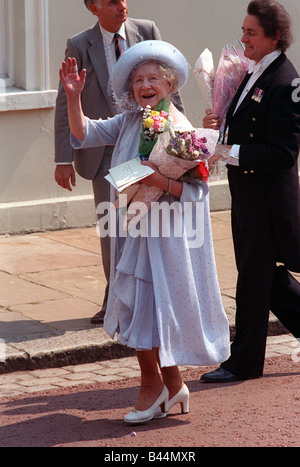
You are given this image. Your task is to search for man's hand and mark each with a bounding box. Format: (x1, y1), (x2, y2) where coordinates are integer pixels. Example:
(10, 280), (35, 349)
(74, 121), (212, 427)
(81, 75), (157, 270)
(203, 108), (222, 130)
(55, 164), (76, 191)
(207, 144), (232, 171)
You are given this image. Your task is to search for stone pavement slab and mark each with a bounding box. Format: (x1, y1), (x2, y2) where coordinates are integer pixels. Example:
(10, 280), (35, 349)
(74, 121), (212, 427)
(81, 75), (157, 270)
(0, 211), (294, 374)
(0, 232), (101, 274)
(0, 270), (67, 307)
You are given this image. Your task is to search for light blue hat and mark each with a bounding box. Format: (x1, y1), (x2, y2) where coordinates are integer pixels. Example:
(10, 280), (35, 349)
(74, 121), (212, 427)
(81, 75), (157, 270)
(112, 40), (189, 98)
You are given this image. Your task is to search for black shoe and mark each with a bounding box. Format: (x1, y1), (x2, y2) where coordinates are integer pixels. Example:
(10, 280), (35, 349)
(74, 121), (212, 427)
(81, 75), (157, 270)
(91, 309), (105, 324)
(200, 368), (245, 383)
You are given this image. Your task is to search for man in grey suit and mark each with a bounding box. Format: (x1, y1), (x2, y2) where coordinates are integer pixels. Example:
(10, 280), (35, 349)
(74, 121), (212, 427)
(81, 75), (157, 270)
(54, 0), (163, 324)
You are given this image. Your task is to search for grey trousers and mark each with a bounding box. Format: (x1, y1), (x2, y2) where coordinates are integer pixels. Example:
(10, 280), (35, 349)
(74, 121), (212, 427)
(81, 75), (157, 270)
(92, 154), (112, 311)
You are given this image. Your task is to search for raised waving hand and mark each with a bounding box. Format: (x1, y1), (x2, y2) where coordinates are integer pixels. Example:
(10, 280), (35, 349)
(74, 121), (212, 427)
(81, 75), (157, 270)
(59, 57), (86, 141)
(59, 57), (86, 97)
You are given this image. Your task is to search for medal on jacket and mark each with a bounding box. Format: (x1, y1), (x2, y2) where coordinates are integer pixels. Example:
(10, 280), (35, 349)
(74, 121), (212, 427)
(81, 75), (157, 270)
(252, 87), (265, 103)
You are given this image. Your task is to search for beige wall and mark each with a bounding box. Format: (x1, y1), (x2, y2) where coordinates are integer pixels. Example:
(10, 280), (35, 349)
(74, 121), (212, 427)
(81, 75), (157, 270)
(1, 0), (299, 234)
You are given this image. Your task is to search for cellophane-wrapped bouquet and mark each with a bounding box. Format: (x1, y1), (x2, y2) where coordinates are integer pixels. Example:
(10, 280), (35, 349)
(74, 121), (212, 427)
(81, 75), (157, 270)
(194, 44), (250, 136)
(193, 43), (250, 179)
(193, 48), (214, 110)
(125, 121), (219, 229)
(212, 44), (250, 135)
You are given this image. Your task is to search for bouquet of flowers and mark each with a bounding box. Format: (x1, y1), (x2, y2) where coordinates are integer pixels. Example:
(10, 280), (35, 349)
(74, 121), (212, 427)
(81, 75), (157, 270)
(142, 107), (169, 140)
(124, 122), (219, 229)
(166, 128), (210, 183)
(193, 43), (250, 180)
(212, 44), (250, 135)
(139, 99), (171, 160)
(167, 127), (210, 160)
(194, 43), (250, 136)
(193, 48), (214, 109)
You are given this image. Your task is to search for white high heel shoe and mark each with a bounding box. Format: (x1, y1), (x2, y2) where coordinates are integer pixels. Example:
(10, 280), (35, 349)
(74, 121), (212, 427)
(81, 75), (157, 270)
(124, 386), (169, 424)
(165, 383), (189, 414)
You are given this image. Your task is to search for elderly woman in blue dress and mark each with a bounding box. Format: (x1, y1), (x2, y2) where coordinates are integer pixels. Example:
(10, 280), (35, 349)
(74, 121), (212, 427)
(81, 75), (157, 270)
(59, 40), (230, 424)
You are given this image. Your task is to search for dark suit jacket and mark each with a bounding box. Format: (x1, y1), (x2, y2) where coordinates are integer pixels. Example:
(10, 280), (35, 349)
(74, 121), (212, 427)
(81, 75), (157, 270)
(225, 53), (300, 272)
(55, 18), (162, 179)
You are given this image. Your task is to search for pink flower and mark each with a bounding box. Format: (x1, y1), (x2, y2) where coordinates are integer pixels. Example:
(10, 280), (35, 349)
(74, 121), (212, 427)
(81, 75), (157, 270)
(153, 121), (162, 132)
(160, 111), (168, 119)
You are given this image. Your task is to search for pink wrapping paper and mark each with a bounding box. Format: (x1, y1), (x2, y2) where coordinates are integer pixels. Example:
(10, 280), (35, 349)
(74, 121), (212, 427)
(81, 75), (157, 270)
(125, 128), (219, 229)
(212, 46), (250, 135)
(194, 45), (250, 136)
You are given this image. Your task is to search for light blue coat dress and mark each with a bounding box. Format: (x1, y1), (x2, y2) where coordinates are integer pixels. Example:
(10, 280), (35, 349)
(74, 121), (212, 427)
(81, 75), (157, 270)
(72, 110), (230, 368)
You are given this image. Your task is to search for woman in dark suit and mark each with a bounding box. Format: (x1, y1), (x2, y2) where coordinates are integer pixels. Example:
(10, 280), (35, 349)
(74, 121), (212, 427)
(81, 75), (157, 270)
(202, 0), (300, 382)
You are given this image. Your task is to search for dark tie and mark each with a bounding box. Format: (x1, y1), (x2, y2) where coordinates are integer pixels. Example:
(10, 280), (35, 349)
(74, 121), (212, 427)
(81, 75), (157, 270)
(114, 33), (122, 60)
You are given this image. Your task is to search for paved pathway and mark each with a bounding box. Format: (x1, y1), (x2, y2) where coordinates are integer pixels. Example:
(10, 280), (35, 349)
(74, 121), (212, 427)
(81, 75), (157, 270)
(0, 334), (298, 398)
(0, 212), (299, 447)
(1, 210), (295, 374)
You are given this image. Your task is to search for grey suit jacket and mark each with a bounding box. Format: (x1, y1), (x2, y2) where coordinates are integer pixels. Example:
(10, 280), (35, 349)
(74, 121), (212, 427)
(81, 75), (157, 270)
(54, 18), (162, 179)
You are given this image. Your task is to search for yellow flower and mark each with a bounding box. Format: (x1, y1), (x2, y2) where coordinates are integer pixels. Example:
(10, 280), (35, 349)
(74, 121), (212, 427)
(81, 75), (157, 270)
(144, 117), (154, 128)
(151, 111), (160, 117)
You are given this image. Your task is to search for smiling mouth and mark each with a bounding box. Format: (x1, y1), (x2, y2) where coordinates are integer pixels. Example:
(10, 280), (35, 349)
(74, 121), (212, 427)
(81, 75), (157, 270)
(142, 94), (156, 99)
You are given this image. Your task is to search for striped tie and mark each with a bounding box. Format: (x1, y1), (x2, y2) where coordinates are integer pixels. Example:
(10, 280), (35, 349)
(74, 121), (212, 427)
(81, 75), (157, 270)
(114, 33), (122, 60)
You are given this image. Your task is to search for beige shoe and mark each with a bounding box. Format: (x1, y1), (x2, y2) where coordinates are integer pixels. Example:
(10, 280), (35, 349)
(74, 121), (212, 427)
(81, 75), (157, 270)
(165, 383), (189, 414)
(124, 386), (169, 424)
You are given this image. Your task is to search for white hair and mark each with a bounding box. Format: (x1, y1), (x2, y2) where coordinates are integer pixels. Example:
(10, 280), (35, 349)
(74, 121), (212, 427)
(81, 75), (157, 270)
(84, 0), (102, 10)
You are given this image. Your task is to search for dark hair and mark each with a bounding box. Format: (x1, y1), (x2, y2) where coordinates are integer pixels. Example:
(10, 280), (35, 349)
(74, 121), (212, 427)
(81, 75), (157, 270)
(247, 0), (293, 52)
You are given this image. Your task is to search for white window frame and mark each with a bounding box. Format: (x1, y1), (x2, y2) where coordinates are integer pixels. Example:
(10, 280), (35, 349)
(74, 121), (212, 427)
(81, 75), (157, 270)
(0, 0), (57, 112)
(0, 0), (13, 88)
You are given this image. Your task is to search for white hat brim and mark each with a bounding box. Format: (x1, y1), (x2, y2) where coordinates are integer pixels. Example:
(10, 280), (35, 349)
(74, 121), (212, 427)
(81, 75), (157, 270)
(112, 40), (189, 98)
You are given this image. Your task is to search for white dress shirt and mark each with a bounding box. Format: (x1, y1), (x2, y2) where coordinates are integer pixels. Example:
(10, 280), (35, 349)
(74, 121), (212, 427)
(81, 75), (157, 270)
(99, 23), (127, 79)
(227, 49), (281, 165)
(100, 23), (127, 108)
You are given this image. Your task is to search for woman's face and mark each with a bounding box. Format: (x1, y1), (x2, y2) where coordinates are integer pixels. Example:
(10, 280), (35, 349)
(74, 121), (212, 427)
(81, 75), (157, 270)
(132, 62), (172, 109)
